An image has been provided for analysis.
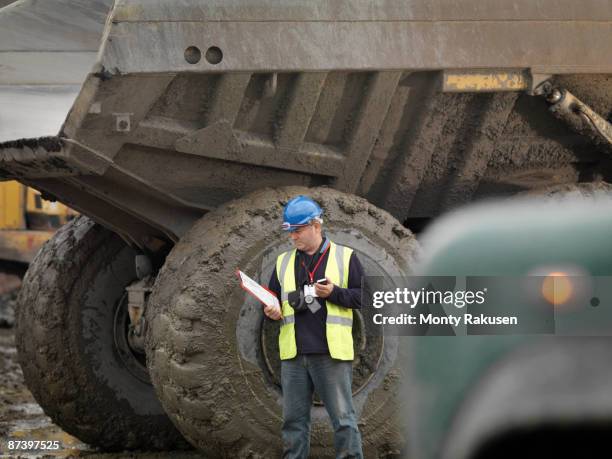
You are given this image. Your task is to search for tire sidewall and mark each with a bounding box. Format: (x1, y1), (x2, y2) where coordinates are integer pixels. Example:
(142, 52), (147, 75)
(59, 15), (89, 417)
(147, 187), (418, 457)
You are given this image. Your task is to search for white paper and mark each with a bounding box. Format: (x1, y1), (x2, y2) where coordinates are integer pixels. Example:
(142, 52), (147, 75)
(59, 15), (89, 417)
(238, 270), (280, 309)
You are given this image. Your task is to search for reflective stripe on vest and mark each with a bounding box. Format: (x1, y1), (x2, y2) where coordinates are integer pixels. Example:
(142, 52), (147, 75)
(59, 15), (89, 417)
(276, 240), (354, 361)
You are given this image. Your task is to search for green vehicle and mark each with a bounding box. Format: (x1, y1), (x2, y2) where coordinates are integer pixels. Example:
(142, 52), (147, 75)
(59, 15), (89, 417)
(0, 0), (611, 456)
(407, 191), (612, 458)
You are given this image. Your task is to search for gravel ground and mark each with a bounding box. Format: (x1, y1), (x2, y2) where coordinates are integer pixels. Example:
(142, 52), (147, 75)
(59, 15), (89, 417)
(0, 327), (204, 459)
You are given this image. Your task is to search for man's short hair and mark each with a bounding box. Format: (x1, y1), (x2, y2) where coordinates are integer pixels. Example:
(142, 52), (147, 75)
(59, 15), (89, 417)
(311, 217), (323, 226)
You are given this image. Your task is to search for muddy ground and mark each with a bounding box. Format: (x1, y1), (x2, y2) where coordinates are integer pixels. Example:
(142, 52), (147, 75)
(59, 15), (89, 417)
(0, 291), (16, 328)
(0, 307), (204, 459)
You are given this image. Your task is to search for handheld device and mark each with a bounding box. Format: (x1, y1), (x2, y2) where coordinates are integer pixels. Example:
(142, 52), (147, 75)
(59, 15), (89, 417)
(315, 278), (328, 285)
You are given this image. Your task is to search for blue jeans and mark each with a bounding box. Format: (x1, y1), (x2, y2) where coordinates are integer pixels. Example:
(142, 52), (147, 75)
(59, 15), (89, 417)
(281, 354), (363, 459)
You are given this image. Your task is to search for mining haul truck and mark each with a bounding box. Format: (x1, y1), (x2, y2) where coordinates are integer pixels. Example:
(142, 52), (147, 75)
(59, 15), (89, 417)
(0, 0), (611, 457)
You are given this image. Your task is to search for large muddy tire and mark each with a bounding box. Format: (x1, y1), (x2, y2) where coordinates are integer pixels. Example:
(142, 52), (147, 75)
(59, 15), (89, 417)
(146, 187), (419, 458)
(15, 216), (187, 451)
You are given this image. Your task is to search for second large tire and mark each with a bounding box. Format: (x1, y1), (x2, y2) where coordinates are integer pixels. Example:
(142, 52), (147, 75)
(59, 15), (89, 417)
(15, 216), (187, 450)
(145, 187), (419, 458)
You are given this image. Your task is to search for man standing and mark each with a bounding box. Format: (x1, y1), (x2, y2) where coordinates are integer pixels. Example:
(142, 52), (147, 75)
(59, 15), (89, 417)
(266, 195), (364, 459)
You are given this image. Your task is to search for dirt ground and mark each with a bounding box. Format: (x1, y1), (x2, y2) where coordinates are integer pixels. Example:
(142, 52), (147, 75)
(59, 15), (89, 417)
(0, 326), (204, 459)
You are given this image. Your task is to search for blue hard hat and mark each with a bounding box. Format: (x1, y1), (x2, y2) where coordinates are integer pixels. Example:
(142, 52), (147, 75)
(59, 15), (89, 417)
(282, 195), (323, 231)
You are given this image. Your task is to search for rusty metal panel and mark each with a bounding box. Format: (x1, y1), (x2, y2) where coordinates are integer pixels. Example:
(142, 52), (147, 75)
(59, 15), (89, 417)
(442, 70), (531, 93)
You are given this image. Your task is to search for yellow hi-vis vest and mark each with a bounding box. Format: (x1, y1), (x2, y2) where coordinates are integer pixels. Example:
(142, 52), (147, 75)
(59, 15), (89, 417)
(276, 240), (354, 361)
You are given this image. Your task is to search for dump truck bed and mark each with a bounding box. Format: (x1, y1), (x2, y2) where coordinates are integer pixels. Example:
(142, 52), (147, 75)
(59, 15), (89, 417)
(1, 0), (611, 249)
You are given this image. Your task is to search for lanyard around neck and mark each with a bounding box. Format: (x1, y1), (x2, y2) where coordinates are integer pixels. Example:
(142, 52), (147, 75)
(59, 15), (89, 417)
(301, 243), (330, 284)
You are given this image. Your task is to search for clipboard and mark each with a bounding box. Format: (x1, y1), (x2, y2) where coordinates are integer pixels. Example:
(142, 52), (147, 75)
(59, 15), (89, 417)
(236, 270), (280, 309)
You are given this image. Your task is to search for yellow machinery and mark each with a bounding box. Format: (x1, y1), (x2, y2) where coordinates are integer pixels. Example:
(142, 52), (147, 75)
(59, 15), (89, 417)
(0, 180), (75, 264)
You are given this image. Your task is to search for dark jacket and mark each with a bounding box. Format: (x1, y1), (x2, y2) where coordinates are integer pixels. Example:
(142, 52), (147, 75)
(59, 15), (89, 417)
(268, 237), (364, 354)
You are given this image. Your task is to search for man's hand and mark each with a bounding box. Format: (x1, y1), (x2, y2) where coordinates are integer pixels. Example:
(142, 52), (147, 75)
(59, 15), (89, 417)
(264, 304), (283, 321)
(315, 277), (334, 299)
